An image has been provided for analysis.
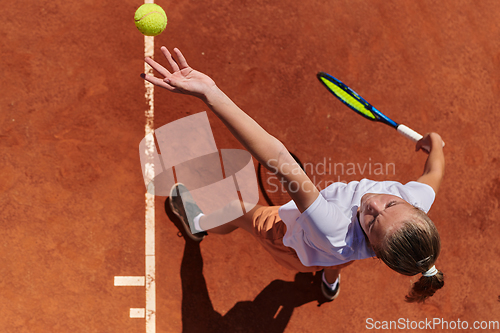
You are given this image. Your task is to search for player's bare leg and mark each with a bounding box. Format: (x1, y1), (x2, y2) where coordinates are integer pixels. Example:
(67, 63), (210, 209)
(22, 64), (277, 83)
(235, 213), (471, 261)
(321, 262), (353, 301)
(324, 267), (341, 284)
(204, 203), (263, 235)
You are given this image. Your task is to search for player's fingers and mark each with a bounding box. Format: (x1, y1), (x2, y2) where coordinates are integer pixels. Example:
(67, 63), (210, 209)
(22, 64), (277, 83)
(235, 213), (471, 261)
(144, 57), (171, 77)
(173, 48), (190, 69)
(415, 140), (422, 151)
(415, 141), (429, 153)
(163, 78), (188, 93)
(141, 73), (174, 90)
(161, 46), (180, 72)
(416, 141), (430, 154)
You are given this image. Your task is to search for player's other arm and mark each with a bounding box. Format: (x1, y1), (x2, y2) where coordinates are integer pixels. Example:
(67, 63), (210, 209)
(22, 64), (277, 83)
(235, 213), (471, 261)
(142, 47), (320, 212)
(415, 133), (445, 194)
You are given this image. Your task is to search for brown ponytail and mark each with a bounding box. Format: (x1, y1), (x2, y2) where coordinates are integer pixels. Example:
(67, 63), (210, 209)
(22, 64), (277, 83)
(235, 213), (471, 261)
(405, 270), (444, 303)
(373, 207), (444, 302)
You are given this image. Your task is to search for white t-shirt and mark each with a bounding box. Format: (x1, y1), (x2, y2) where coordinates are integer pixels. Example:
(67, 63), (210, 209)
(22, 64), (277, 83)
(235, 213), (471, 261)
(278, 179), (436, 267)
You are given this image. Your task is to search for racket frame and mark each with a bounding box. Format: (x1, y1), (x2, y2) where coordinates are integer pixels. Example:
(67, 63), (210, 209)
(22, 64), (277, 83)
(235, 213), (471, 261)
(317, 71), (428, 144)
(317, 72), (399, 128)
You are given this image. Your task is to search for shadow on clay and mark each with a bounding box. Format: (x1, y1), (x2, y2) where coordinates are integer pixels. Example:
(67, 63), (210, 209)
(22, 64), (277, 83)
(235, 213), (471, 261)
(164, 198), (330, 333)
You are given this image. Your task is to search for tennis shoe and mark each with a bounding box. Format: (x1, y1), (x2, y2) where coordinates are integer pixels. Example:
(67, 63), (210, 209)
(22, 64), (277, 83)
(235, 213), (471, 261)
(169, 183), (207, 242)
(321, 273), (340, 301)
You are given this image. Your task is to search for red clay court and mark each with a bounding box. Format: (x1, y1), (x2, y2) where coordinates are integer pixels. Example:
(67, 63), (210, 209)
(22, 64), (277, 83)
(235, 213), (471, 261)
(1, 0), (500, 332)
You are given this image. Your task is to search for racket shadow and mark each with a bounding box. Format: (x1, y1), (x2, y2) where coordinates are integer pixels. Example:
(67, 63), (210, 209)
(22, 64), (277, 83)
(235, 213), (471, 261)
(164, 197), (326, 333)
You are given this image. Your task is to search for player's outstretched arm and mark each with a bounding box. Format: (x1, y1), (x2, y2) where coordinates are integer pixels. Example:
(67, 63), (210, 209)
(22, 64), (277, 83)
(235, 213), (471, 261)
(142, 47), (320, 212)
(415, 133), (445, 194)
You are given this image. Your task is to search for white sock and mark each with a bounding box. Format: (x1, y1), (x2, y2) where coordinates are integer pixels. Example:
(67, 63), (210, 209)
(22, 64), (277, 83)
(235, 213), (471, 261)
(322, 271), (339, 291)
(193, 213), (205, 232)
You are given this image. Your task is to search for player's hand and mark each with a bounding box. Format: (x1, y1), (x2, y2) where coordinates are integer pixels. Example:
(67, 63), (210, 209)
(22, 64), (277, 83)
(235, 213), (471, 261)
(416, 133), (444, 154)
(141, 47), (217, 99)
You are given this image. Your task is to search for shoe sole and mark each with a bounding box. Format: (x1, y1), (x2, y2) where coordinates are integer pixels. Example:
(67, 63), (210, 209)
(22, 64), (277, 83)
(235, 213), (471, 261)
(321, 275), (340, 301)
(169, 183), (205, 242)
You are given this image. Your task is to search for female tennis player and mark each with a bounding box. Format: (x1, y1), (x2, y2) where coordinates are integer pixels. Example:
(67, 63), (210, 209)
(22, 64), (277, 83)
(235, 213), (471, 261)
(142, 47), (445, 303)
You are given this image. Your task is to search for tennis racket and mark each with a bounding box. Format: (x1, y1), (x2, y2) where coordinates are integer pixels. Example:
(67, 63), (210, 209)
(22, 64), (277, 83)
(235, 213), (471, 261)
(317, 72), (425, 144)
(257, 152), (305, 206)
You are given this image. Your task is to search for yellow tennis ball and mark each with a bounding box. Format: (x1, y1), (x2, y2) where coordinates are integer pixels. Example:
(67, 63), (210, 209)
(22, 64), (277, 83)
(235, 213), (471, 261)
(134, 4), (167, 36)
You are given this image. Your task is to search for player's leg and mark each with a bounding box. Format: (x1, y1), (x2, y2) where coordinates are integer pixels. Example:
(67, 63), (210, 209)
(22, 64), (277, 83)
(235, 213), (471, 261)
(205, 203), (263, 235)
(170, 182), (266, 238)
(169, 183), (208, 241)
(323, 267), (341, 284)
(321, 261), (354, 301)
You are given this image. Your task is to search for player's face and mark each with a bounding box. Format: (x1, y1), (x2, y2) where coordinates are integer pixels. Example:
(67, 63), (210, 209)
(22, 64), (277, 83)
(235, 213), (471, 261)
(358, 193), (414, 249)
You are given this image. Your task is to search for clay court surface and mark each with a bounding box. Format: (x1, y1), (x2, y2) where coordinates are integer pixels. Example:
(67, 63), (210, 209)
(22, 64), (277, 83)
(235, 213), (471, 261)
(2, 0), (500, 332)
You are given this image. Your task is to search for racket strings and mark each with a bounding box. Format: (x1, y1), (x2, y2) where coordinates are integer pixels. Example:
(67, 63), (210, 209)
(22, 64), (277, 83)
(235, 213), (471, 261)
(318, 73), (378, 120)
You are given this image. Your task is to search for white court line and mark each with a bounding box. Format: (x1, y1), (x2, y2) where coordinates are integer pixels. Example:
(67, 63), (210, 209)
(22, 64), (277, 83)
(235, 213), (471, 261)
(130, 308), (146, 319)
(144, 26), (156, 333)
(114, 2), (156, 332)
(114, 276), (146, 286)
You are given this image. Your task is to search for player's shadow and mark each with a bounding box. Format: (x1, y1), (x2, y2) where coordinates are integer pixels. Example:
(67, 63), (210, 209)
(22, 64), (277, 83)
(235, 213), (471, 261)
(165, 199), (328, 333)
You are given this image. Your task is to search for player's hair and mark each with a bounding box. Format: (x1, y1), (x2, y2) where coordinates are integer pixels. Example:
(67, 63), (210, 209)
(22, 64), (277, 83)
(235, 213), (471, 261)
(373, 207), (444, 303)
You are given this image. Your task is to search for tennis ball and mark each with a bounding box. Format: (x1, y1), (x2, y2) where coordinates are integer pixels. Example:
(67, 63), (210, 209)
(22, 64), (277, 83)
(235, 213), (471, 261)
(134, 4), (167, 36)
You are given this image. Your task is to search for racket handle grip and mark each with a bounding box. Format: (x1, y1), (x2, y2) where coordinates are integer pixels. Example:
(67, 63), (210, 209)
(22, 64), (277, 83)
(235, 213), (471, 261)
(397, 124), (423, 142)
(397, 124), (445, 151)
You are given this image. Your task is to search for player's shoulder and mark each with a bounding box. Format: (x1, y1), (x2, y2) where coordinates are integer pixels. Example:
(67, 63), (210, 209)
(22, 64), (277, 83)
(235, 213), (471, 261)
(403, 181), (436, 195)
(397, 181), (436, 212)
(320, 180), (358, 197)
